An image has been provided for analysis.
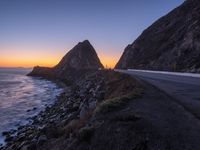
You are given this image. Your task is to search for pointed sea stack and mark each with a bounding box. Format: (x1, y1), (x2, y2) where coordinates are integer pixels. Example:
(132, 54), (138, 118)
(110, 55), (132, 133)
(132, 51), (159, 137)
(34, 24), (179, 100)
(115, 0), (200, 72)
(54, 40), (103, 74)
(28, 40), (104, 80)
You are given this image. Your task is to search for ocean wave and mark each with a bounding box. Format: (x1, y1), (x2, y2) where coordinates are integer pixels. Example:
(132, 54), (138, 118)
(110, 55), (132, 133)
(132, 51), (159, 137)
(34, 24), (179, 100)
(0, 69), (63, 145)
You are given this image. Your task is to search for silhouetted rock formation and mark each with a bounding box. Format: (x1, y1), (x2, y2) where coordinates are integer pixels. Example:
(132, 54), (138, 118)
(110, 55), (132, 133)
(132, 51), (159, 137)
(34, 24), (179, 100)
(115, 0), (200, 72)
(28, 40), (104, 80)
(54, 40), (103, 75)
(28, 66), (55, 78)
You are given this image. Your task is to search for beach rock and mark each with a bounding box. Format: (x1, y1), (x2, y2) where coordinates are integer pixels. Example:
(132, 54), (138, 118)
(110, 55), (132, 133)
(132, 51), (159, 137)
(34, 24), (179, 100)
(2, 131), (10, 136)
(1, 70), (108, 150)
(37, 135), (47, 145)
(80, 104), (89, 119)
(5, 135), (13, 142)
(89, 99), (97, 110)
(21, 145), (29, 150)
(21, 143), (36, 150)
(96, 91), (105, 101)
(73, 101), (80, 109)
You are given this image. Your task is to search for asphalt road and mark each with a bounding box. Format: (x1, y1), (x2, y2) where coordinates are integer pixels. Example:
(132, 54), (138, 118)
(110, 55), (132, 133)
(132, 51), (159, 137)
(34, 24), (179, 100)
(116, 69), (200, 120)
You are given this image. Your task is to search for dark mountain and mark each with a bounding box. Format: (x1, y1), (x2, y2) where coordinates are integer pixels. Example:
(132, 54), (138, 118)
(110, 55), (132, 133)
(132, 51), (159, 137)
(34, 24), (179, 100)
(28, 40), (104, 80)
(54, 40), (103, 74)
(115, 0), (200, 72)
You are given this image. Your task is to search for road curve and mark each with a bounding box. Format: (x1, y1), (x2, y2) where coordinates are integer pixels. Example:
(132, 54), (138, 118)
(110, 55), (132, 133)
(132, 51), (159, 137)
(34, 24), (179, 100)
(116, 69), (200, 120)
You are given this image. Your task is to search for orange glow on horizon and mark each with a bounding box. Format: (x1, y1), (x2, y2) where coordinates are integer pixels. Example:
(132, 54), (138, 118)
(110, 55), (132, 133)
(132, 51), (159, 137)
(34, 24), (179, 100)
(0, 55), (61, 68)
(98, 53), (118, 69)
(0, 48), (62, 68)
(0, 59), (59, 68)
(0, 48), (119, 69)
(0, 56), (117, 69)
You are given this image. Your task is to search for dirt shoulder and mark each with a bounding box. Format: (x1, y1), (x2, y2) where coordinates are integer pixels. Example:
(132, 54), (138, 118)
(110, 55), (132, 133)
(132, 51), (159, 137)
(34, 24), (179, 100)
(62, 79), (200, 150)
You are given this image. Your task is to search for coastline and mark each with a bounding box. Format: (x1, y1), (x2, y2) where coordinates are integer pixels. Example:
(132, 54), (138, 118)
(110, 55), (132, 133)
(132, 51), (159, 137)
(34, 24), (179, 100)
(1, 70), (143, 150)
(2, 69), (199, 150)
(0, 75), (64, 149)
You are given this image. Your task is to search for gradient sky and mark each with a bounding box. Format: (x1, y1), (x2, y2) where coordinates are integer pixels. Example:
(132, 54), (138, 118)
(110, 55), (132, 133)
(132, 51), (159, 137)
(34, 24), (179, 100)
(0, 0), (184, 68)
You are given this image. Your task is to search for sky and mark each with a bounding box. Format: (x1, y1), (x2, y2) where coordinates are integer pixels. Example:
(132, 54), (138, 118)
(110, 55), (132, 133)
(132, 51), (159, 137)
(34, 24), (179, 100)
(0, 0), (184, 68)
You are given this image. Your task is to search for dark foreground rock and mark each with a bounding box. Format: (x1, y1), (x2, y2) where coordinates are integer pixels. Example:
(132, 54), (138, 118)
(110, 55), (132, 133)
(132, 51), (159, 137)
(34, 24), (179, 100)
(1, 70), (143, 150)
(3, 70), (200, 150)
(2, 70), (200, 150)
(115, 0), (200, 72)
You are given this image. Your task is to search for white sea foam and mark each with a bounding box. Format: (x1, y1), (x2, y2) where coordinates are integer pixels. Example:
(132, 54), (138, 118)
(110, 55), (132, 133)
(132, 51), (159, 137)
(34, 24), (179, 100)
(0, 68), (63, 145)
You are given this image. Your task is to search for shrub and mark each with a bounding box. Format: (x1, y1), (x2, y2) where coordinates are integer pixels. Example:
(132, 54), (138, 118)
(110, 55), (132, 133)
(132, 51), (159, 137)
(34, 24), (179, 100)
(95, 88), (143, 114)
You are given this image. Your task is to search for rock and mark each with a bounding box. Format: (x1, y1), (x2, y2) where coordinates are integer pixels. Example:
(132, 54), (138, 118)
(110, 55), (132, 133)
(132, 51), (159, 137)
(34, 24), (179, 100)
(37, 135), (47, 145)
(115, 0), (200, 72)
(89, 100), (97, 110)
(27, 66), (55, 78)
(96, 91), (105, 101)
(21, 143), (36, 150)
(1, 67), (109, 149)
(73, 102), (80, 109)
(28, 40), (104, 79)
(18, 141), (30, 149)
(79, 104), (89, 119)
(2, 131), (10, 136)
(55, 40), (104, 71)
(5, 135), (13, 142)
(21, 145), (29, 150)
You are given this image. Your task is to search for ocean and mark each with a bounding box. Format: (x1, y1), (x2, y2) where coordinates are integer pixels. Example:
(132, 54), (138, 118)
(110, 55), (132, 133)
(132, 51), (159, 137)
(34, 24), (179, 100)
(0, 68), (62, 145)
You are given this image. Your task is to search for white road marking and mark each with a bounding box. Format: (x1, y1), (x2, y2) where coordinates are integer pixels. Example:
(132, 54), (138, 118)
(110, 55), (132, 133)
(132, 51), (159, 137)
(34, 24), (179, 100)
(127, 69), (200, 78)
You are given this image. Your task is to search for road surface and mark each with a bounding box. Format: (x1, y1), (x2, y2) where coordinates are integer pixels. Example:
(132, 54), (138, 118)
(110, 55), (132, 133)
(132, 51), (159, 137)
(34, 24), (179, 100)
(116, 69), (200, 119)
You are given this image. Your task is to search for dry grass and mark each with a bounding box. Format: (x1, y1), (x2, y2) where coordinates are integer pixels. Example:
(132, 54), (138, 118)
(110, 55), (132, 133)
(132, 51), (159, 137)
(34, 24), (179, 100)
(60, 109), (94, 139)
(101, 71), (142, 98)
(95, 89), (143, 114)
(93, 71), (143, 114)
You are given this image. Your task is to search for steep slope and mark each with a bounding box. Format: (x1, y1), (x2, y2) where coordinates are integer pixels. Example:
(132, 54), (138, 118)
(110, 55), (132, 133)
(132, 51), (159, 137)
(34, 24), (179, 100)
(28, 40), (104, 80)
(115, 0), (200, 72)
(54, 40), (103, 74)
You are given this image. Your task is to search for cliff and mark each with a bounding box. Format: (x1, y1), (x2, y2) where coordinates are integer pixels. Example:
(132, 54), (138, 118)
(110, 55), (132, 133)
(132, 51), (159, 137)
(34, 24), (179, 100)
(115, 0), (200, 72)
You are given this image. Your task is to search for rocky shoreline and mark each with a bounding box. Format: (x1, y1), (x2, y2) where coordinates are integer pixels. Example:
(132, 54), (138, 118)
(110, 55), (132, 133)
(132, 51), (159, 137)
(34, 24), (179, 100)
(1, 70), (143, 150)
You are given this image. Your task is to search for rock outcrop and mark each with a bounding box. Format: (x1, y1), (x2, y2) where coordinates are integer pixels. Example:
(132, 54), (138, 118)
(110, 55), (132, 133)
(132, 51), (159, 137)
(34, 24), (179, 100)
(115, 0), (200, 72)
(55, 40), (103, 71)
(28, 40), (104, 80)
(27, 66), (55, 78)
(2, 71), (143, 150)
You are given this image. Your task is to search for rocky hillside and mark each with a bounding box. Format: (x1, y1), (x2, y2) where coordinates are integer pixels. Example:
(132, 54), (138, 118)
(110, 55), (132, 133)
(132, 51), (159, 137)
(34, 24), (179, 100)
(115, 0), (200, 72)
(2, 71), (143, 150)
(28, 40), (104, 80)
(55, 40), (103, 71)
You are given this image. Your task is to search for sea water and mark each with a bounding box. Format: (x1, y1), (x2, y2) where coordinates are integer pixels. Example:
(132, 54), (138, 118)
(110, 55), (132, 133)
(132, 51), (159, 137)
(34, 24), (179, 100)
(0, 68), (62, 146)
